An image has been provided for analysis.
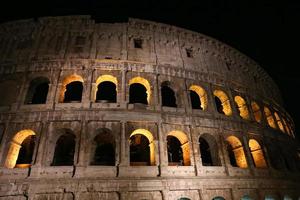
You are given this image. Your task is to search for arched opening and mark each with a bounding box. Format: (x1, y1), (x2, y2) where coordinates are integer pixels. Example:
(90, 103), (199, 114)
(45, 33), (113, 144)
(5, 129), (36, 168)
(282, 118), (291, 136)
(167, 131), (190, 166)
(25, 77), (49, 104)
(95, 75), (117, 103)
(251, 101), (262, 123)
(189, 85), (207, 110)
(213, 90), (232, 116)
(63, 81), (83, 102)
(199, 134), (221, 166)
(52, 132), (76, 166)
(129, 83), (148, 104)
(161, 81), (177, 107)
(264, 107), (277, 129)
(129, 77), (151, 104)
(226, 136), (248, 168)
(96, 82), (117, 103)
(91, 128), (115, 166)
(178, 198), (191, 200)
(234, 96), (250, 120)
(129, 129), (155, 166)
(248, 139), (267, 168)
(212, 197), (225, 200)
(59, 74), (84, 103)
(274, 112), (285, 132)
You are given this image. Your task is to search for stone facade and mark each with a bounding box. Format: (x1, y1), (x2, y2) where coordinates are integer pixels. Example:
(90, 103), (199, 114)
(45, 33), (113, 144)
(0, 16), (299, 200)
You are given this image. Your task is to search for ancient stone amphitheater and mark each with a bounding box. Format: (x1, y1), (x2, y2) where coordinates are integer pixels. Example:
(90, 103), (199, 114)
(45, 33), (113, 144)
(0, 16), (299, 200)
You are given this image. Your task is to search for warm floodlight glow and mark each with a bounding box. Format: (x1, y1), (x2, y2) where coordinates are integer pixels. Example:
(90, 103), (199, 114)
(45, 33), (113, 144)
(129, 77), (151, 104)
(168, 130), (190, 166)
(189, 85), (208, 110)
(130, 129), (155, 165)
(234, 96), (250, 120)
(274, 112), (285, 133)
(251, 101), (262, 123)
(226, 136), (248, 168)
(213, 90), (232, 116)
(248, 139), (267, 168)
(5, 129), (36, 169)
(59, 74), (84, 102)
(94, 75), (118, 101)
(264, 107), (277, 129)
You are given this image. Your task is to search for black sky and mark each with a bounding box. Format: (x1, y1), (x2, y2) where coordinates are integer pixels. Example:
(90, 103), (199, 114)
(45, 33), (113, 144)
(1, 0), (300, 140)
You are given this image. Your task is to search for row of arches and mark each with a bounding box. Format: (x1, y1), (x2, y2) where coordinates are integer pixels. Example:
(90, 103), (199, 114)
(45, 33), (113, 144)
(22, 74), (294, 137)
(4, 128), (269, 171)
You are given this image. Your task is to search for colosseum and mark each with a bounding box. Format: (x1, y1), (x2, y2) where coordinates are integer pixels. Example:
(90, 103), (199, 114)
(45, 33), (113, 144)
(0, 15), (299, 200)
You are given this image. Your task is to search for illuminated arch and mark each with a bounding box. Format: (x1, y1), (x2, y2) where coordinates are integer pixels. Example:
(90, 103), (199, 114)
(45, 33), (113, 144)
(226, 136), (248, 168)
(59, 74), (84, 102)
(130, 129), (155, 165)
(129, 77), (151, 104)
(234, 96), (250, 120)
(213, 90), (232, 116)
(282, 118), (291, 136)
(274, 112), (285, 132)
(251, 101), (262, 123)
(5, 129), (36, 168)
(168, 130), (190, 166)
(264, 107), (277, 129)
(189, 85), (208, 110)
(248, 139), (267, 168)
(94, 75), (118, 102)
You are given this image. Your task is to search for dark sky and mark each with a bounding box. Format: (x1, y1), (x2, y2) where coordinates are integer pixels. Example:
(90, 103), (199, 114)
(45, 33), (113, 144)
(1, 0), (300, 140)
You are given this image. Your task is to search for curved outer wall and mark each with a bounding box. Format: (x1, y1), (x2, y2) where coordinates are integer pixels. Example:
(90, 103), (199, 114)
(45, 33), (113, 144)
(0, 16), (299, 200)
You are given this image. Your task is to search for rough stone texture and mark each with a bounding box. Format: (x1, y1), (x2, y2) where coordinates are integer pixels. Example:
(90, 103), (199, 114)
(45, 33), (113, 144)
(0, 16), (299, 200)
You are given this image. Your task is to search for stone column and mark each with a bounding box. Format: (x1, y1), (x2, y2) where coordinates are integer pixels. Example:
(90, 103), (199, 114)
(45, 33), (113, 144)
(158, 122), (167, 167)
(34, 122), (49, 167)
(119, 121), (128, 166)
(76, 120), (87, 166)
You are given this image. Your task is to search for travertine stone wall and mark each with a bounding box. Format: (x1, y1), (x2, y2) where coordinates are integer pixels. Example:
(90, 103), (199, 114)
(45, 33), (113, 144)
(0, 16), (299, 200)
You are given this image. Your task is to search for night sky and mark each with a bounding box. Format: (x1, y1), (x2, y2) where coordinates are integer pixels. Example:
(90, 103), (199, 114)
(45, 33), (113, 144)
(1, 0), (300, 140)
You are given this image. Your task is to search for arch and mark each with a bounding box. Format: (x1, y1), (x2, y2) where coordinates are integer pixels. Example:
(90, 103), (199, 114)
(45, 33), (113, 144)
(226, 136), (248, 168)
(189, 85), (207, 110)
(282, 118), (292, 136)
(274, 112), (285, 132)
(52, 131), (76, 166)
(251, 101), (262, 123)
(178, 198), (191, 200)
(248, 139), (267, 168)
(95, 75), (117, 102)
(91, 128), (115, 166)
(161, 81), (177, 107)
(199, 134), (221, 166)
(264, 107), (277, 129)
(234, 96), (250, 120)
(59, 74), (84, 103)
(25, 77), (49, 104)
(129, 77), (151, 104)
(5, 129), (36, 168)
(167, 130), (190, 166)
(213, 90), (232, 116)
(212, 197), (225, 200)
(129, 129), (155, 165)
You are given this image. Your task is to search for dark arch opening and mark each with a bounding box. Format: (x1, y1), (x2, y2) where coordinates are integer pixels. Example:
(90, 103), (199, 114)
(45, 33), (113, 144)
(16, 135), (36, 166)
(129, 83), (148, 104)
(52, 133), (76, 166)
(199, 137), (213, 166)
(130, 134), (150, 166)
(25, 77), (49, 104)
(96, 81), (117, 103)
(63, 81), (83, 102)
(190, 90), (202, 109)
(212, 197), (225, 200)
(91, 129), (115, 166)
(161, 83), (177, 107)
(214, 96), (224, 114)
(226, 142), (238, 167)
(167, 136), (183, 166)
